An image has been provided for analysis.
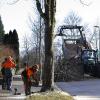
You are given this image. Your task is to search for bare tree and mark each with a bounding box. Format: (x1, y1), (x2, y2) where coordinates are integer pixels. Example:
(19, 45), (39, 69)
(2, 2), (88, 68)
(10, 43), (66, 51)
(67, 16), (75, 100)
(64, 11), (91, 38)
(22, 34), (31, 64)
(35, 0), (56, 92)
(79, 0), (92, 6)
(64, 11), (82, 26)
(29, 14), (45, 63)
(63, 11), (82, 41)
(29, 12), (45, 83)
(23, 0), (56, 91)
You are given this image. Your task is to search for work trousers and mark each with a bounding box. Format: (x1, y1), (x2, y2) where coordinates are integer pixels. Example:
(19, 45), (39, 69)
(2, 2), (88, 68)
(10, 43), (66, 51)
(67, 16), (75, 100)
(2, 75), (6, 90)
(4, 68), (12, 90)
(23, 78), (31, 95)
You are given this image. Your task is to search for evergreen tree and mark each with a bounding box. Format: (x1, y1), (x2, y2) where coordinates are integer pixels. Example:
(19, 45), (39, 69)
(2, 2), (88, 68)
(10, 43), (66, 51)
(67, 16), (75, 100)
(12, 29), (19, 61)
(3, 34), (9, 44)
(3, 29), (19, 72)
(8, 30), (13, 44)
(12, 29), (19, 44)
(0, 16), (5, 42)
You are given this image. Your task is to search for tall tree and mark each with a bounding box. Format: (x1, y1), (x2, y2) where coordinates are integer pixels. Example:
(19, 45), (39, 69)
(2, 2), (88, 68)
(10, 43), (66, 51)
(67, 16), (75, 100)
(0, 16), (5, 42)
(64, 11), (82, 25)
(7, 0), (56, 92)
(29, 11), (45, 65)
(3, 34), (8, 44)
(8, 30), (13, 44)
(64, 11), (82, 40)
(23, 34), (31, 64)
(3, 29), (19, 63)
(12, 29), (19, 66)
(12, 29), (19, 44)
(64, 11), (90, 39)
(35, 0), (56, 91)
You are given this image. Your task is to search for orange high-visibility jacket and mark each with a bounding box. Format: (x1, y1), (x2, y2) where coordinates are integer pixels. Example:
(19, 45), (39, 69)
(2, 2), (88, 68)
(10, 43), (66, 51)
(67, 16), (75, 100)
(26, 66), (38, 79)
(26, 67), (35, 79)
(2, 58), (16, 69)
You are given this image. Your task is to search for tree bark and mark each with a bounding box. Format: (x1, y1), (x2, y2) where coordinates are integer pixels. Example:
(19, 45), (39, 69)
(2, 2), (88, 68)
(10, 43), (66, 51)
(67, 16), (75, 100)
(36, 0), (56, 92)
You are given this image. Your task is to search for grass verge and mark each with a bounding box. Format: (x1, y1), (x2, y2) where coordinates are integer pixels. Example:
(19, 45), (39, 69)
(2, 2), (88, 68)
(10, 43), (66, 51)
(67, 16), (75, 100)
(26, 90), (74, 100)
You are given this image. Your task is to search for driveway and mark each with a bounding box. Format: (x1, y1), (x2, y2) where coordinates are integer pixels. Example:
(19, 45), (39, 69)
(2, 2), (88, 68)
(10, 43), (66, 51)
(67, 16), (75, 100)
(56, 79), (100, 100)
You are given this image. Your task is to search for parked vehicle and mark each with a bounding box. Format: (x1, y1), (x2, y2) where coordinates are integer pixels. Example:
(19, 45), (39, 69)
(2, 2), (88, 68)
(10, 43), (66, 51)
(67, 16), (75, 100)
(81, 49), (98, 76)
(55, 25), (100, 81)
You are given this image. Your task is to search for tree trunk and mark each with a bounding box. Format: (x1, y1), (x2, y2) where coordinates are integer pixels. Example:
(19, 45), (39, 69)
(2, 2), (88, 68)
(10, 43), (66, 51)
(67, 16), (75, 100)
(41, 22), (54, 91)
(36, 0), (56, 92)
(41, 0), (56, 92)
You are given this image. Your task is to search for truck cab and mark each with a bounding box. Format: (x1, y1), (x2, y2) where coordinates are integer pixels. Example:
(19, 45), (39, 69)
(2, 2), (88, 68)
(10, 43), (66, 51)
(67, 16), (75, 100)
(81, 49), (98, 75)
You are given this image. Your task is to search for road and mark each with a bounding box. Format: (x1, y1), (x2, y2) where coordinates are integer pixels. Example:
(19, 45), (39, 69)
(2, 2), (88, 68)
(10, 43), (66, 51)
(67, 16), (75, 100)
(56, 79), (100, 100)
(1, 75), (100, 100)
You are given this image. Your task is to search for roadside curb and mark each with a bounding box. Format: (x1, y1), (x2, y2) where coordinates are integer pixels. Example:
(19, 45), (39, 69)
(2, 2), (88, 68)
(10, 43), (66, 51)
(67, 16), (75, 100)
(54, 83), (73, 97)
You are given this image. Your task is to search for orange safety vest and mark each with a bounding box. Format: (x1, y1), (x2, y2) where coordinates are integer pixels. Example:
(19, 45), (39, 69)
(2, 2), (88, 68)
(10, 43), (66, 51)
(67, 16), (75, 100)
(26, 67), (34, 79)
(2, 59), (16, 69)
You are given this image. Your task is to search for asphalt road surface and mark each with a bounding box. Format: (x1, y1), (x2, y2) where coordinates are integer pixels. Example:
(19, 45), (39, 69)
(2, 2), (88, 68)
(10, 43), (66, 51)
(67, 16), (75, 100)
(56, 79), (100, 100)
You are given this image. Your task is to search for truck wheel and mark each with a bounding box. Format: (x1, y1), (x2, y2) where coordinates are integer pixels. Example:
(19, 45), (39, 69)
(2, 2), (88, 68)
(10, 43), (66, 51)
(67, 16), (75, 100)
(96, 63), (100, 77)
(90, 65), (97, 77)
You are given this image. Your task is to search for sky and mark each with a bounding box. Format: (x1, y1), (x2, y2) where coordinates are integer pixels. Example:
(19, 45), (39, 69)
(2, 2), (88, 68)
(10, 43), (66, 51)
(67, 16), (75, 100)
(0, 0), (100, 51)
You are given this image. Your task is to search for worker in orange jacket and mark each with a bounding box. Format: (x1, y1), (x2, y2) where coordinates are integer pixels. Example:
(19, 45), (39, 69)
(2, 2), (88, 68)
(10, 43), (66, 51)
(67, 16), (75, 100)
(2, 56), (16, 91)
(1, 57), (7, 90)
(21, 63), (39, 95)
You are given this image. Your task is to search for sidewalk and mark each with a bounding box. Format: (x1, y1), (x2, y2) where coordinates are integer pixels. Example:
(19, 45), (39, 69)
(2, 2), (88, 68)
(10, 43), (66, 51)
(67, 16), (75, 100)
(0, 89), (26, 100)
(0, 90), (13, 96)
(0, 75), (26, 100)
(0, 74), (41, 100)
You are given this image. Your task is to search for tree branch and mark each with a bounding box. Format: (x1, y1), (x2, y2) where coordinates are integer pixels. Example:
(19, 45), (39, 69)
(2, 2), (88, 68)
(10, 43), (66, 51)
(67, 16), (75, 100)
(80, 0), (92, 6)
(7, 0), (20, 5)
(36, 0), (45, 19)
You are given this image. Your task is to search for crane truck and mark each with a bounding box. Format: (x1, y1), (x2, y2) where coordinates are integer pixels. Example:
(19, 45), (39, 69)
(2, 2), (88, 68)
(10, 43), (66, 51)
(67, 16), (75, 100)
(55, 25), (100, 81)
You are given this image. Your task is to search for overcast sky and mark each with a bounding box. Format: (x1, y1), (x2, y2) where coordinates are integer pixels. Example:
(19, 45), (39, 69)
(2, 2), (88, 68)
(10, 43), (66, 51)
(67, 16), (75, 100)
(0, 0), (100, 50)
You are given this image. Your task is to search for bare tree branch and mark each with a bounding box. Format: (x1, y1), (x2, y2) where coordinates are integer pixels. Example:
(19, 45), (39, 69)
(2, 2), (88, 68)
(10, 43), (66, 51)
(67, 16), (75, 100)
(80, 0), (92, 6)
(36, 0), (45, 19)
(6, 0), (20, 5)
